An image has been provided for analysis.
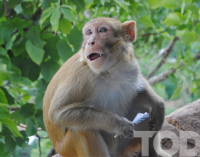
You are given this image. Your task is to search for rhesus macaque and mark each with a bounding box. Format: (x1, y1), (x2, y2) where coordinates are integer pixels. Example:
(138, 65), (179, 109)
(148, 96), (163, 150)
(43, 17), (171, 157)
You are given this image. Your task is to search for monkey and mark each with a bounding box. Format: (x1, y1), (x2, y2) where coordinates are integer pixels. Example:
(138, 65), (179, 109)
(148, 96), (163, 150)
(43, 17), (171, 157)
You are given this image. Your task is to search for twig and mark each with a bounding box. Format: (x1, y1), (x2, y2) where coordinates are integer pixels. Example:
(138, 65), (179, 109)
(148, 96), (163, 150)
(47, 147), (57, 157)
(147, 37), (179, 79)
(140, 30), (166, 37)
(148, 52), (162, 72)
(7, 106), (20, 111)
(3, 0), (9, 19)
(32, 7), (42, 21)
(137, 56), (148, 70)
(148, 52), (200, 85)
(36, 134), (42, 157)
(40, 24), (51, 34)
(15, 94), (28, 100)
(26, 2), (34, 8)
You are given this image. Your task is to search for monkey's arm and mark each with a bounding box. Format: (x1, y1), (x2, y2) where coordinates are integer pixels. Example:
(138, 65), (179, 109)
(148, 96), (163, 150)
(48, 89), (134, 138)
(140, 76), (165, 131)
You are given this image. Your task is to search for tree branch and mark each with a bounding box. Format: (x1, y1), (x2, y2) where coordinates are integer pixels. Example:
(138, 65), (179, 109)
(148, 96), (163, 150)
(3, 0), (9, 19)
(36, 134), (42, 157)
(137, 56), (148, 70)
(147, 37), (179, 79)
(148, 52), (200, 85)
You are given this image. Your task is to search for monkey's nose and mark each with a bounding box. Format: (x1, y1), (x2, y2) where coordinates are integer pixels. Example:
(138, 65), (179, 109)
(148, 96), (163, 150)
(88, 41), (95, 46)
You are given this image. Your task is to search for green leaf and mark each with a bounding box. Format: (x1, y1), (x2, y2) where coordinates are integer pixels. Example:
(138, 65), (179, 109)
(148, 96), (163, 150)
(27, 88), (38, 96)
(164, 13), (182, 26)
(19, 103), (35, 118)
(1, 118), (22, 137)
(174, 51), (181, 68)
(0, 47), (6, 55)
(196, 78), (200, 87)
(5, 135), (16, 152)
(39, 6), (55, 27)
(11, 58), (40, 81)
(11, 18), (31, 30)
(0, 121), (2, 132)
(195, 22), (200, 35)
(0, 142), (9, 157)
(85, 0), (93, 7)
(7, 0), (22, 9)
(57, 39), (74, 62)
(12, 38), (26, 57)
(1, 88), (15, 105)
(16, 131), (28, 148)
(26, 118), (38, 136)
(100, 0), (110, 5)
(180, 32), (198, 44)
(68, 28), (82, 52)
(0, 89), (7, 104)
(37, 79), (48, 94)
(5, 36), (13, 50)
(167, 27), (176, 36)
(21, 2), (34, 14)
(170, 81), (183, 100)
(59, 18), (72, 34)
(27, 26), (43, 49)
(61, 5), (74, 10)
(72, 0), (85, 12)
(147, 0), (166, 9)
(44, 36), (60, 62)
(162, 0), (177, 9)
(25, 40), (44, 65)
(182, 51), (193, 67)
(50, 8), (60, 33)
(60, 8), (76, 22)
(114, 0), (128, 12)
(41, 60), (60, 82)
(41, 0), (50, 10)
(20, 77), (32, 86)
(194, 89), (200, 98)
(35, 92), (44, 109)
(0, 21), (14, 44)
(139, 15), (154, 28)
(0, 63), (8, 85)
(0, 103), (9, 119)
(35, 110), (45, 130)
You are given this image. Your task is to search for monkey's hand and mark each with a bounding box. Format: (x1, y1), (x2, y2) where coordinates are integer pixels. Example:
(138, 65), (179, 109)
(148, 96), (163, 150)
(149, 121), (156, 131)
(115, 117), (134, 138)
(150, 102), (165, 131)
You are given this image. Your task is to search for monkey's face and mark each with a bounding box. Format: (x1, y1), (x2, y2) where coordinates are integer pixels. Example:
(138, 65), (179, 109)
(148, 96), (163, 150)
(82, 18), (136, 73)
(82, 21), (119, 72)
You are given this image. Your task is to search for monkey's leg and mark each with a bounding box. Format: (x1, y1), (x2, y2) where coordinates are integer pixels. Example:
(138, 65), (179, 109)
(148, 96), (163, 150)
(120, 138), (142, 157)
(58, 129), (110, 157)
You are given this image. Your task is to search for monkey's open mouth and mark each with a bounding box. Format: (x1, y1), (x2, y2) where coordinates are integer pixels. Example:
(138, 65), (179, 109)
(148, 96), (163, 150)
(87, 53), (102, 61)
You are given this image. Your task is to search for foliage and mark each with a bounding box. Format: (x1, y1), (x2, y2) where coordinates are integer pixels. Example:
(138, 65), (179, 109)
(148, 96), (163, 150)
(0, 0), (199, 156)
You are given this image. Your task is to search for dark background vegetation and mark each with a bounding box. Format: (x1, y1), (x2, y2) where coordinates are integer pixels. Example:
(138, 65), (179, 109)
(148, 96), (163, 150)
(0, 0), (199, 156)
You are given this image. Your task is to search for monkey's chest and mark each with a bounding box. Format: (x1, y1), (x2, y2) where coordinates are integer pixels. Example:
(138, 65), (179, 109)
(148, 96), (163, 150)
(91, 83), (137, 116)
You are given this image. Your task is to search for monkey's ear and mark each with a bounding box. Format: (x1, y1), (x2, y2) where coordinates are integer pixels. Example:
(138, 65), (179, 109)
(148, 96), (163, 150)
(122, 21), (136, 42)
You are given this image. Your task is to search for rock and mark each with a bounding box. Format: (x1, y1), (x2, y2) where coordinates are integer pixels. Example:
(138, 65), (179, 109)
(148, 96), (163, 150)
(161, 99), (200, 157)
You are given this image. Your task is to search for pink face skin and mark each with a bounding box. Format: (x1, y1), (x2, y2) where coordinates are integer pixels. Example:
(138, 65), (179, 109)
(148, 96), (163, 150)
(83, 22), (113, 70)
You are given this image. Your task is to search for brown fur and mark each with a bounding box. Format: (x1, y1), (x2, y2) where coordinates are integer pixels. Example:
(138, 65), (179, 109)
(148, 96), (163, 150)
(43, 17), (171, 157)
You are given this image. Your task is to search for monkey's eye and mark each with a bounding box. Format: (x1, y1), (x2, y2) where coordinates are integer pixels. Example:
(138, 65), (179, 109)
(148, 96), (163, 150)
(86, 30), (92, 35)
(99, 27), (107, 33)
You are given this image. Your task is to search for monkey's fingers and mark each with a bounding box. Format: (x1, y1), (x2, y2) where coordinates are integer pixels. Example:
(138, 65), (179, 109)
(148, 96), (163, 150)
(149, 122), (156, 131)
